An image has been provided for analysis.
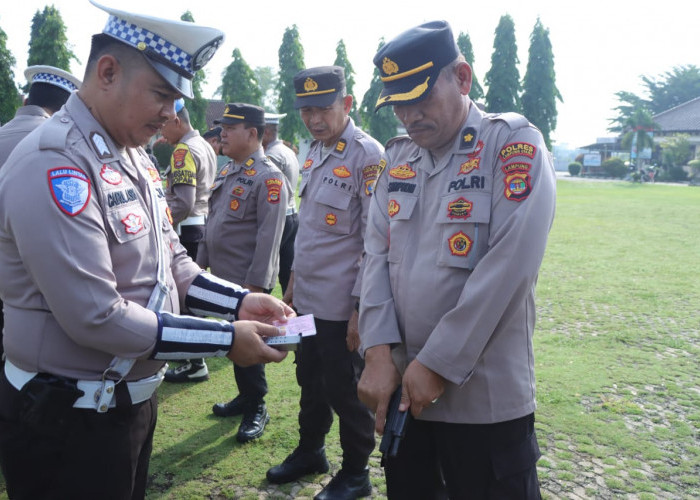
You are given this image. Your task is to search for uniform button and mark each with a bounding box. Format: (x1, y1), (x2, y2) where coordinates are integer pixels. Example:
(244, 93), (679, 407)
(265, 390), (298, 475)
(60, 118), (69, 123)
(106, 386), (114, 394)
(100, 404), (108, 412)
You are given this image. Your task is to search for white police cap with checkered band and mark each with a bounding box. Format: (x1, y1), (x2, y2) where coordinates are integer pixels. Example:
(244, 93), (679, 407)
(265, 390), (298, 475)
(24, 65), (81, 94)
(90, 0), (224, 99)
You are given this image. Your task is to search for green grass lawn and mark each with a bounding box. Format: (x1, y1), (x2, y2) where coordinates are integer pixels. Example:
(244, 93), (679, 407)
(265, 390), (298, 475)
(1, 179), (699, 499)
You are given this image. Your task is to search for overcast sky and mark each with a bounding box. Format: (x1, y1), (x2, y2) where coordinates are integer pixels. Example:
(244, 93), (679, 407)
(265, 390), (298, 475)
(3, 0), (699, 147)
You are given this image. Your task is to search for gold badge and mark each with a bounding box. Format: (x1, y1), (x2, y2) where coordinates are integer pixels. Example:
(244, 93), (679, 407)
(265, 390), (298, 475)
(447, 197), (473, 220)
(230, 199), (240, 211)
(244, 168), (256, 176)
(388, 199), (400, 217)
(304, 77), (319, 92)
(325, 213), (337, 226)
(245, 158), (255, 167)
(232, 186), (244, 196)
(388, 164), (416, 179)
(137, 41), (147, 51)
(333, 166), (351, 178)
(458, 158), (480, 175)
(335, 139), (347, 153)
(382, 57), (399, 76)
(448, 231), (472, 257)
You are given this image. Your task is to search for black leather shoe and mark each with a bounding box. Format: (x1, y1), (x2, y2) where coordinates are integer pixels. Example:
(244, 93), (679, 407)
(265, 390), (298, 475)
(266, 446), (330, 484)
(314, 468), (371, 500)
(164, 361), (209, 383)
(212, 395), (248, 417)
(236, 402), (270, 443)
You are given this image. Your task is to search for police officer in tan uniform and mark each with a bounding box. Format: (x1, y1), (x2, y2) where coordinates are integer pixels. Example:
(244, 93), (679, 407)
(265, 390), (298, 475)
(161, 98), (218, 383)
(266, 66), (382, 500)
(262, 112), (299, 294)
(199, 103), (290, 442)
(0, 3), (292, 499)
(357, 21), (556, 499)
(0, 65), (81, 359)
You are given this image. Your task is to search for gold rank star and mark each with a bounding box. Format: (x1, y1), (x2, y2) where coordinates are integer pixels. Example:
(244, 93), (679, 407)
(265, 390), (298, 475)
(464, 133), (474, 143)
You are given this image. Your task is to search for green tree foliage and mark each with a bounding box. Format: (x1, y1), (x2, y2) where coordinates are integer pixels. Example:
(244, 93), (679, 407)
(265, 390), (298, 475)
(255, 66), (279, 112)
(643, 65), (700, 114)
(660, 134), (692, 168)
(456, 32), (483, 102)
(276, 25), (306, 146)
(218, 48), (262, 105)
(0, 23), (21, 123)
(359, 39), (400, 145)
(180, 11), (208, 132)
(484, 14), (520, 113)
(26, 6), (77, 81)
(620, 107), (657, 169)
(333, 39), (360, 125)
(521, 18), (561, 149)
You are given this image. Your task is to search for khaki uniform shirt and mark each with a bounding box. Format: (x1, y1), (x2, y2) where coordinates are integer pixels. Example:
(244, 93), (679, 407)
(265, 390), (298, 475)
(0, 93), (202, 381)
(198, 148), (289, 290)
(164, 129), (217, 225)
(0, 105), (51, 167)
(265, 139), (299, 212)
(293, 118), (383, 321)
(360, 105), (557, 424)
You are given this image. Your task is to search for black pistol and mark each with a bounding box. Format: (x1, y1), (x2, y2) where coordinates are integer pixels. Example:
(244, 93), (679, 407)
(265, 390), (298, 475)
(379, 385), (408, 466)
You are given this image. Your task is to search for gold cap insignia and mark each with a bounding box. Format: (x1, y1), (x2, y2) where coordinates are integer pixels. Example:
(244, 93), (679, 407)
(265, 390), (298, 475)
(382, 57), (399, 76)
(137, 41), (147, 51)
(304, 77), (319, 92)
(224, 106), (230, 114)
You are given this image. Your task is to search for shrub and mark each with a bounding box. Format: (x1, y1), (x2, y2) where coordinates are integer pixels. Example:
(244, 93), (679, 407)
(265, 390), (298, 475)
(568, 162), (582, 177)
(601, 158), (627, 178)
(152, 140), (174, 174)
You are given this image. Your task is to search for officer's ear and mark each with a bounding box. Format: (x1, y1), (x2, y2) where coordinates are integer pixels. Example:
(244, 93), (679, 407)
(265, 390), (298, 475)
(95, 54), (121, 89)
(455, 61), (472, 96)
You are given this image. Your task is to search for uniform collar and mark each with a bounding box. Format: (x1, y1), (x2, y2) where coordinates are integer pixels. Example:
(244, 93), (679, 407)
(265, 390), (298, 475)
(64, 93), (121, 164)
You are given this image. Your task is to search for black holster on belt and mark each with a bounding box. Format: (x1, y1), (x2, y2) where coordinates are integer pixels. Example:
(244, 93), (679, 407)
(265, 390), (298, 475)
(18, 373), (85, 436)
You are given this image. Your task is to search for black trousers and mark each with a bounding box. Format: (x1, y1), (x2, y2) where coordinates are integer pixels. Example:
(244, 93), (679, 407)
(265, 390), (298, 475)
(278, 213), (298, 295)
(384, 413), (542, 500)
(295, 317), (375, 472)
(0, 368), (157, 500)
(178, 224), (204, 261)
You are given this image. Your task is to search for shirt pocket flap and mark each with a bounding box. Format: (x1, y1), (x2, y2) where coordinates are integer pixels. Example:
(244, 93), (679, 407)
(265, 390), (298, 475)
(315, 187), (352, 210)
(387, 194), (418, 221)
(438, 192), (491, 224)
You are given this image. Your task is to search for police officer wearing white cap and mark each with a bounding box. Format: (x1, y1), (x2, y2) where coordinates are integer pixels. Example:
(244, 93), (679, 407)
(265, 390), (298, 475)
(266, 66), (382, 500)
(0, 65), (81, 360)
(0, 2), (293, 498)
(357, 20), (555, 498)
(262, 112), (299, 294)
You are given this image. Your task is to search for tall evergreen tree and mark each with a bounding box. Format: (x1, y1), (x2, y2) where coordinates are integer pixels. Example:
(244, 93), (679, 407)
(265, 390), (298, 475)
(484, 14), (520, 113)
(521, 18), (561, 149)
(255, 66), (279, 112)
(642, 65), (700, 114)
(457, 32), (483, 102)
(26, 6), (77, 76)
(276, 25), (306, 145)
(180, 11), (208, 132)
(217, 48), (262, 105)
(359, 39), (399, 145)
(333, 39), (360, 125)
(0, 23), (21, 123)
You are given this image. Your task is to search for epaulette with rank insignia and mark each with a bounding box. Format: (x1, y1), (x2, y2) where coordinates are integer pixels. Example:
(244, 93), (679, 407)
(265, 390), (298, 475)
(38, 115), (73, 153)
(487, 112), (529, 131)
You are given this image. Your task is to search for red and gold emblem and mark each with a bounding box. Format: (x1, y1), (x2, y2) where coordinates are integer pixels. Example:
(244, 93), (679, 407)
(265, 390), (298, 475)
(232, 186), (245, 196)
(303, 159), (313, 170)
(147, 167), (161, 183)
(499, 142), (536, 162)
(325, 213), (337, 226)
(333, 166), (351, 178)
(447, 197), (473, 220)
(121, 213), (144, 235)
(388, 199), (400, 217)
(165, 207), (173, 225)
(265, 178), (283, 204)
(230, 199), (240, 211)
(501, 162), (532, 202)
(448, 231), (472, 256)
(173, 148), (187, 169)
(458, 158), (480, 175)
(244, 168), (256, 177)
(388, 164), (416, 179)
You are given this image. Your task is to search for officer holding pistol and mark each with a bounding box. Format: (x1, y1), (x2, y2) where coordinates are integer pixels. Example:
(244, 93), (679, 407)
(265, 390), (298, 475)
(358, 21), (556, 499)
(0, 3), (292, 499)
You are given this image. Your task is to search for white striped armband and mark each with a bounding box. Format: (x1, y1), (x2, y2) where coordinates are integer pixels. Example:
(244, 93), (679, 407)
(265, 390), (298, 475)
(150, 311), (234, 360)
(185, 272), (249, 321)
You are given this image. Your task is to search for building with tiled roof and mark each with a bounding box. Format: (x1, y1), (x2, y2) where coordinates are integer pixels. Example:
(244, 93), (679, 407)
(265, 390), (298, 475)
(653, 96), (700, 157)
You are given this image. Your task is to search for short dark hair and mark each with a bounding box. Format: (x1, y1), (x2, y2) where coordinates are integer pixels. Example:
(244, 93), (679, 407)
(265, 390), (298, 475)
(25, 82), (71, 113)
(177, 105), (190, 125)
(245, 123), (265, 142)
(85, 34), (145, 80)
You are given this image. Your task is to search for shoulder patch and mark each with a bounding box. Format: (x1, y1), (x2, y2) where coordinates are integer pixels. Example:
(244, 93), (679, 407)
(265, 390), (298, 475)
(265, 178), (283, 204)
(48, 167), (91, 216)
